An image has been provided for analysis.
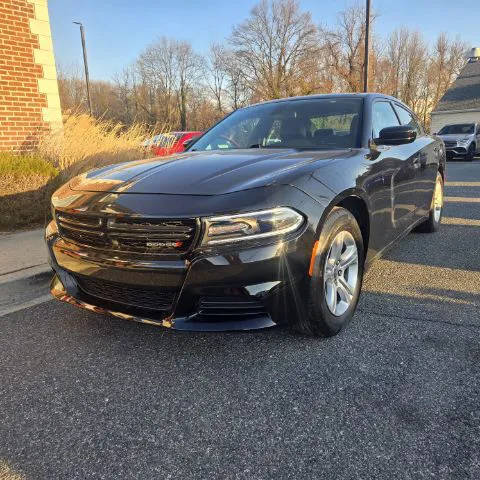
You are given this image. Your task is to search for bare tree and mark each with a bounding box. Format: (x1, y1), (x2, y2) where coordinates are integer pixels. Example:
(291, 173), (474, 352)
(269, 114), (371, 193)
(175, 41), (203, 130)
(223, 51), (250, 110)
(381, 29), (466, 127)
(230, 0), (320, 99)
(57, 63), (87, 112)
(430, 34), (467, 108)
(320, 3), (377, 92)
(112, 66), (138, 125)
(55, 1), (469, 135)
(135, 38), (203, 129)
(206, 43), (227, 114)
(137, 37), (178, 126)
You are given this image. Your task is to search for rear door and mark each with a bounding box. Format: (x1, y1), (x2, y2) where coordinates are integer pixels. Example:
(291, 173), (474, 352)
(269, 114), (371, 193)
(392, 103), (435, 222)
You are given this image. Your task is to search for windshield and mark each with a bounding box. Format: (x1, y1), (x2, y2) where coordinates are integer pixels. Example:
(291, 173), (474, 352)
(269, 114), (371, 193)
(438, 124), (474, 135)
(191, 98), (363, 151)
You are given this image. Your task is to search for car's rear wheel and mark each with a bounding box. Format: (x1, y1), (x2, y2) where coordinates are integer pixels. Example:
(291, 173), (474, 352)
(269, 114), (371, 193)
(293, 207), (364, 337)
(416, 171), (444, 233)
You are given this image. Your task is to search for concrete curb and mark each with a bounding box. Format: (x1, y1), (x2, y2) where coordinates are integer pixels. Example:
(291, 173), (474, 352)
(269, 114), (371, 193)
(0, 265), (53, 317)
(0, 228), (53, 316)
(0, 263), (52, 286)
(0, 227), (47, 276)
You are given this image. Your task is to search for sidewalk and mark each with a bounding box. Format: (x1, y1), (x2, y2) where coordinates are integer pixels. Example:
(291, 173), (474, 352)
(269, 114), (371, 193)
(0, 228), (52, 316)
(0, 228), (48, 279)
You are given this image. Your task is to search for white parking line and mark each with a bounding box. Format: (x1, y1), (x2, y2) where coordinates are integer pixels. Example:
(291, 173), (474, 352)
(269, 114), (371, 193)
(446, 182), (480, 187)
(444, 196), (480, 203)
(442, 217), (480, 226)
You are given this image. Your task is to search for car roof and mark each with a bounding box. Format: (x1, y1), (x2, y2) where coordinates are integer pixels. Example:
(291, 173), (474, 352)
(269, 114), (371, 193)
(442, 122), (475, 126)
(247, 92), (401, 108)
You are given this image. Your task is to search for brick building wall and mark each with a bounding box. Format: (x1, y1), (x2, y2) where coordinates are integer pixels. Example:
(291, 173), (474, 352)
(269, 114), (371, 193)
(0, 0), (61, 152)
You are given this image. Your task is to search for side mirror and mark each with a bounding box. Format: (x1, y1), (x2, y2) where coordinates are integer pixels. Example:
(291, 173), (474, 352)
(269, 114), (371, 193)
(183, 135), (201, 150)
(376, 125), (416, 146)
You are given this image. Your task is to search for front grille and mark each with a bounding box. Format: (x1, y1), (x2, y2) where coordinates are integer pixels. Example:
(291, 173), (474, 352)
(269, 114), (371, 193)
(57, 211), (197, 255)
(196, 296), (267, 319)
(443, 140), (457, 148)
(75, 274), (176, 311)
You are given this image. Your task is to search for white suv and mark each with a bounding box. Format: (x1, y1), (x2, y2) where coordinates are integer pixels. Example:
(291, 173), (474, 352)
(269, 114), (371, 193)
(436, 123), (480, 161)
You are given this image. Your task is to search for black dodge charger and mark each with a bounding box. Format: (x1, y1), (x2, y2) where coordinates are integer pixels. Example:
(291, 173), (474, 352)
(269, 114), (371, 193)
(46, 94), (445, 336)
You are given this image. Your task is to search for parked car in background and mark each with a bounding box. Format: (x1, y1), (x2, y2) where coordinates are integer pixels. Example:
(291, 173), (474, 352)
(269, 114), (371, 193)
(146, 131), (202, 157)
(46, 93), (445, 337)
(436, 123), (480, 161)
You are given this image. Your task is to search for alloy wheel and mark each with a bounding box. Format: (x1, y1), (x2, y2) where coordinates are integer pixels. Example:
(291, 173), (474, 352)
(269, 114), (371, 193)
(433, 174), (443, 223)
(323, 230), (359, 316)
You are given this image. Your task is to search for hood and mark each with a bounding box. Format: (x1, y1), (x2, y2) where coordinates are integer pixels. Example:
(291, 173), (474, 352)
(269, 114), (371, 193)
(69, 149), (356, 195)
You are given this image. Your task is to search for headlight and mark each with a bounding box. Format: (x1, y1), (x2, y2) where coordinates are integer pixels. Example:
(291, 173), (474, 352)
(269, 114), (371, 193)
(201, 207), (304, 245)
(458, 138), (471, 145)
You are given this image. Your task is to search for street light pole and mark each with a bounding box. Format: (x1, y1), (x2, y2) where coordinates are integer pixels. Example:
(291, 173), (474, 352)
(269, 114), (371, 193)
(73, 21), (92, 115)
(363, 0), (371, 93)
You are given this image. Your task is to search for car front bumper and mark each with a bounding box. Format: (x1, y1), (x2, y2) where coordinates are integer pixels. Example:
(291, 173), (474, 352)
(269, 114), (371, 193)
(445, 145), (468, 155)
(46, 218), (313, 331)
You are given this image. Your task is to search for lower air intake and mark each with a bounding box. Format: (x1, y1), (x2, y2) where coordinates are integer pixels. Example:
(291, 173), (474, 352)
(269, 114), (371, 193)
(196, 296), (267, 319)
(74, 275), (176, 311)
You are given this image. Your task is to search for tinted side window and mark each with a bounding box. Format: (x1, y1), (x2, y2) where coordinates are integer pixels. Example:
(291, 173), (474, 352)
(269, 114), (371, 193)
(394, 104), (421, 135)
(372, 101), (399, 138)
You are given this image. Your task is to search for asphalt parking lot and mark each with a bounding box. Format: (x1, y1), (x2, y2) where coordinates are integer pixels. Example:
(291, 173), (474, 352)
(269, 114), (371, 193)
(1, 161), (480, 480)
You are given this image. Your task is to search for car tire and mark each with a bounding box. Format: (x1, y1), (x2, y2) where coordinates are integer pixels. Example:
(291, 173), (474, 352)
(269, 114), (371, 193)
(293, 207), (364, 337)
(466, 144), (475, 161)
(416, 171), (444, 233)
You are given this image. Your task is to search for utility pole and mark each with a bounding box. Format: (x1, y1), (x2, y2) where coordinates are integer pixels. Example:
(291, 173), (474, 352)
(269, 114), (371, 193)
(73, 21), (92, 115)
(363, 0), (371, 93)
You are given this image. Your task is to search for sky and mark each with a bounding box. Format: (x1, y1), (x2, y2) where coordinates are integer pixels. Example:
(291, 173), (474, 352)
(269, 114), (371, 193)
(48, 0), (479, 81)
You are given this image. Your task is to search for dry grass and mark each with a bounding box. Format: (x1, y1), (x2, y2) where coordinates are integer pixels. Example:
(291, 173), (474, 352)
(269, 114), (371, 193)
(1, 114), (169, 231)
(38, 113), (155, 179)
(0, 461), (25, 480)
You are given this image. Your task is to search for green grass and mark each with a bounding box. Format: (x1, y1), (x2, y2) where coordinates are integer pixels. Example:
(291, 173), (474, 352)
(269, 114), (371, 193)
(0, 153), (60, 231)
(0, 152), (58, 179)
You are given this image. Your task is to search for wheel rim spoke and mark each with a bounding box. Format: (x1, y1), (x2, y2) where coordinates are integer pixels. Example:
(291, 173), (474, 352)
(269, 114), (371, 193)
(329, 232), (344, 262)
(323, 229), (359, 317)
(326, 280), (337, 314)
(337, 277), (353, 302)
(339, 245), (358, 269)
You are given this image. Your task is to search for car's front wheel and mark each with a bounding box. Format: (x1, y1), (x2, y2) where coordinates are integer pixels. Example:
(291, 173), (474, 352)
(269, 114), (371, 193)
(466, 144), (475, 161)
(293, 207), (364, 337)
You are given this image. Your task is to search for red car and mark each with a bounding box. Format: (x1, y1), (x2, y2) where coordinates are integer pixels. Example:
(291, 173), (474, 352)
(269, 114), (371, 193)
(150, 131), (202, 157)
